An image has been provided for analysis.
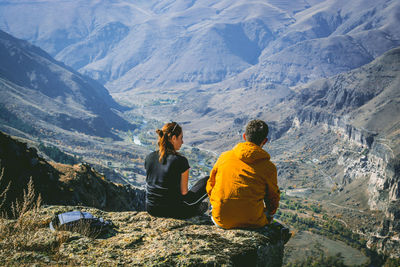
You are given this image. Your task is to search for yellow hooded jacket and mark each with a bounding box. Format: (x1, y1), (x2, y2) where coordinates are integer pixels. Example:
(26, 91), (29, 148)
(206, 142), (280, 229)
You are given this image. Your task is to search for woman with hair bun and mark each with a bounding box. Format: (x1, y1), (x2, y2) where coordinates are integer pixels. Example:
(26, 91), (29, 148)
(145, 122), (208, 218)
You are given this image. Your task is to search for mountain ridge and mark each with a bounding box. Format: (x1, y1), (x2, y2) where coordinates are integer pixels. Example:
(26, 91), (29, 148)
(0, 29), (133, 139)
(1, 0), (398, 93)
(292, 46), (400, 153)
(0, 130), (145, 213)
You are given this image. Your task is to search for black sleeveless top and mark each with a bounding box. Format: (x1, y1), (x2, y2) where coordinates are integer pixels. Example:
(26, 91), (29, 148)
(144, 151), (190, 216)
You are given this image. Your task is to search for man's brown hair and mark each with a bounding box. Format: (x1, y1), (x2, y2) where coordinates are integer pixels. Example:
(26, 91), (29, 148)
(245, 119), (269, 146)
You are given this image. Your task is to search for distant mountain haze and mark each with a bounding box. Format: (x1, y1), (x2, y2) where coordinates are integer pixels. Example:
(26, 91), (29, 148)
(1, 0), (399, 148)
(0, 0), (398, 160)
(0, 30), (132, 139)
(0, 0), (398, 92)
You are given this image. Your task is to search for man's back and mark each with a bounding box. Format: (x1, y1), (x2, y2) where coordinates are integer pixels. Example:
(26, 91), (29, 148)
(206, 141), (280, 229)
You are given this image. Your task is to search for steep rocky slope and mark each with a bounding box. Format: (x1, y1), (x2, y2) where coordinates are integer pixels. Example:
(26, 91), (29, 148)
(100, 0), (399, 153)
(240, 0), (400, 87)
(0, 30), (132, 139)
(275, 46), (400, 258)
(293, 46), (400, 151)
(0, 130), (145, 213)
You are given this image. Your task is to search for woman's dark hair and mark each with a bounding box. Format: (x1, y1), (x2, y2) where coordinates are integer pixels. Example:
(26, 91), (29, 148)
(156, 122), (182, 163)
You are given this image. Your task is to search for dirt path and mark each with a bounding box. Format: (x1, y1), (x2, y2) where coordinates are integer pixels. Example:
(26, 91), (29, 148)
(324, 202), (365, 213)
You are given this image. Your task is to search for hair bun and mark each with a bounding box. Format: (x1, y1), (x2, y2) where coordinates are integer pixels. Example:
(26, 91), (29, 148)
(156, 129), (164, 137)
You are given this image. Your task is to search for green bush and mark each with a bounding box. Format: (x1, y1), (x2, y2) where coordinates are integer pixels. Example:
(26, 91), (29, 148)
(38, 143), (81, 165)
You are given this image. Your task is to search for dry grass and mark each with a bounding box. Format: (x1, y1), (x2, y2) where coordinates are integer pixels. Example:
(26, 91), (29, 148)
(0, 169), (43, 251)
(0, 168), (10, 215)
(0, 168), (75, 265)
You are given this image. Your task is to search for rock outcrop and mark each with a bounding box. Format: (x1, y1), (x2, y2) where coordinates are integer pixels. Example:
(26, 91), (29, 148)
(367, 157), (400, 258)
(293, 46), (400, 148)
(0, 130), (145, 214)
(2, 205), (287, 266)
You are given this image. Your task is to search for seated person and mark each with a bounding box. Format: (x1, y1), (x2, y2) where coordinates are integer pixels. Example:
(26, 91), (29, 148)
(206, 119), (280, 229)
(145, 122), (208, 219)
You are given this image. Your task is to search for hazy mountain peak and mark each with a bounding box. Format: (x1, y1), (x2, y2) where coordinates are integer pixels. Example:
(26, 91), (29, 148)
(0, 30), (131, 138)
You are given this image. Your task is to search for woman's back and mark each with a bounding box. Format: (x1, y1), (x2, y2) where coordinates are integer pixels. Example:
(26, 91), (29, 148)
(144, 121), (208, 219)
(145, 151), (189, 211)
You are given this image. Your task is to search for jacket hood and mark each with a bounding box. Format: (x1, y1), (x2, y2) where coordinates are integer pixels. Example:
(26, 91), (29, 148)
(232, 142), (270, 163)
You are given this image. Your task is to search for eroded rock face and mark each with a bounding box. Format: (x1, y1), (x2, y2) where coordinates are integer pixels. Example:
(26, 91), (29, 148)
(3, 206), (287, 266)
(367, 158), (400, 258)
(286, 47), (400, 257)
(0, 131), (145, 214)
(50, 162), (146, 212)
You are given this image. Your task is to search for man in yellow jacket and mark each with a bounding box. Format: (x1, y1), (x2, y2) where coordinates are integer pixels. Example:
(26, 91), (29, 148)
(206, 120), (280, 229)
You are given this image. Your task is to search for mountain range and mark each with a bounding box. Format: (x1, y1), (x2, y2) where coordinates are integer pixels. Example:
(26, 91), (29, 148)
(0, 0), (399, 261)
(0, 0), (398, 94)
(0, 29), (132, 139)
(3, 0), (397, 150)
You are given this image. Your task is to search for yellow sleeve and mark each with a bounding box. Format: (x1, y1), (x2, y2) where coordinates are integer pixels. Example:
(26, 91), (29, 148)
(265, 163), (280, 216)
(206, 161), (218, 196)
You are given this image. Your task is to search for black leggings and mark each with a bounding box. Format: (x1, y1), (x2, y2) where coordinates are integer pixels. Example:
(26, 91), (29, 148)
(182, 176), (209, 205)
(147, 176), (209, 219)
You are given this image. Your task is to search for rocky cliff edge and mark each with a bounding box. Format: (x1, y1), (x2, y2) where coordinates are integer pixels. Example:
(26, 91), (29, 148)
(2, 205), (286, 266)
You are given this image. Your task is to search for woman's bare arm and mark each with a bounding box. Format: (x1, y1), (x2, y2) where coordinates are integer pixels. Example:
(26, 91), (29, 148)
(181, 169), (189, 195)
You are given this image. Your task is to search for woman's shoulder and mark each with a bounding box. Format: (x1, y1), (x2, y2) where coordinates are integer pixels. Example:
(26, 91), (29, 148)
(169, 153), (187, 161)
(146, 151), (158, 156)
(165, 153), (188, 165)
(146, 151), (159, 161)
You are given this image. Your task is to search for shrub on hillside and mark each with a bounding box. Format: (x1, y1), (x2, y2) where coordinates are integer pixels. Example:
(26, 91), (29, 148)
(38, 143), (82, 165)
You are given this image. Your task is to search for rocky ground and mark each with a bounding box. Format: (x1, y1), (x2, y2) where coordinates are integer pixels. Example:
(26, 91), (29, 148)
(0, 206), (287, 266)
